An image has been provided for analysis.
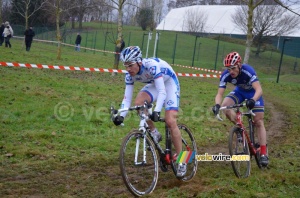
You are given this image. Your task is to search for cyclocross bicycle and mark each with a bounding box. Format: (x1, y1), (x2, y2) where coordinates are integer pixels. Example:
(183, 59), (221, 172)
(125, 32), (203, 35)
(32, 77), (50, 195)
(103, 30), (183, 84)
(216, 102), (265, 178)
(111, 101), (198, 196)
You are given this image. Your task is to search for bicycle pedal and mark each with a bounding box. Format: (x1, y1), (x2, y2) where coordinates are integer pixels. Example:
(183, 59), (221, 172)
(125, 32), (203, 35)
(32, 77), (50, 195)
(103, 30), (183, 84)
(254, 143), (260, 148)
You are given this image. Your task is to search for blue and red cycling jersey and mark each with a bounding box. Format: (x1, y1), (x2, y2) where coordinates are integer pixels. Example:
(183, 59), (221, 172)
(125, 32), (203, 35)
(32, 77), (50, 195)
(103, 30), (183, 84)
(219, 64), (264, 112)
(219, 64), (258, 91)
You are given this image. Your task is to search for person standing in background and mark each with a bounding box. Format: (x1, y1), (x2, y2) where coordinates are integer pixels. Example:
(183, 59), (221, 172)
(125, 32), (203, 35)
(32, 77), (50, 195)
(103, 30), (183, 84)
(75, 32), (82, 51)
(0, 23), (5, 46)
(3, 21), (13, 48)
(24, 26), (35, 51)
(120, 36), (125, 52)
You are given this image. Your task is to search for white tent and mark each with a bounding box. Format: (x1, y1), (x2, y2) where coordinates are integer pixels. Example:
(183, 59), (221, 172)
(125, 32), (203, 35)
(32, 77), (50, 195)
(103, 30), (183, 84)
(156, 5), (300, 37)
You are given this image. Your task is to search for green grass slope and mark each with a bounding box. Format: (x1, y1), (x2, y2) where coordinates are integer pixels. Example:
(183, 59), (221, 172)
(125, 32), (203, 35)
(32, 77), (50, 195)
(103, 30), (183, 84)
(0, 32), (299, 197)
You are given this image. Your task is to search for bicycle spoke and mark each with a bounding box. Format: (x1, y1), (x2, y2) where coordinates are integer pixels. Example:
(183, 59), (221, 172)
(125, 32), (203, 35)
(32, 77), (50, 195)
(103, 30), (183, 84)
(120, 130), (158, 196)
(229, 127), (251, 178)
(171, 124), (198, 181)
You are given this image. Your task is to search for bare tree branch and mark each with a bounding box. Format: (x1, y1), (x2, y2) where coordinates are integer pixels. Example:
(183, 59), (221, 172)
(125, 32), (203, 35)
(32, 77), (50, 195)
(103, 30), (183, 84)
(183, 7), (208, 33)
(274, 0), (300, 16)
(12, 0), (48, 29)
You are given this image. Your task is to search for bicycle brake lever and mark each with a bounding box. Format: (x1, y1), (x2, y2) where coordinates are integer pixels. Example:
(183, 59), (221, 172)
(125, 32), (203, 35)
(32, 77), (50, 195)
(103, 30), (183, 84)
(110, 106), (119, 120)
(249, 110), (256, 116)
(216, 113), (223, 121)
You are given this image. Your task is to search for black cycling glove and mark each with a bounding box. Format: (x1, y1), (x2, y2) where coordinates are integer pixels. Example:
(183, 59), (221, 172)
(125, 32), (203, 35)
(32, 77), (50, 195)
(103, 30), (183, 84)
(113, 115), (124, 126)
(212, 104), (221, 116)
(150, 111), (160, 122)
(246, 99), (255, 110)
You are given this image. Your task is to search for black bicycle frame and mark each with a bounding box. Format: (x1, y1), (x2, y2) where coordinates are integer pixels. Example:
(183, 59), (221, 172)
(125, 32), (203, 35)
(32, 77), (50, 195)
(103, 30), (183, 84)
(146, 122), (173, 165)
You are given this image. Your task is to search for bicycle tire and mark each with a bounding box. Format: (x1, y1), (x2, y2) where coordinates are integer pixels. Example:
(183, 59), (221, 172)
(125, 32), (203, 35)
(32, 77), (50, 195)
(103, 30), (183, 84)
(170, 124), (198, 181)
(119, 130), (159, 197)
(249, 120), (262, 169)
(228, 127), (251, 178)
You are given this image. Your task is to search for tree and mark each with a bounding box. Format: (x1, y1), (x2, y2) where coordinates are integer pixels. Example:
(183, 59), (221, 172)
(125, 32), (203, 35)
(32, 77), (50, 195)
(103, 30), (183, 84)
(137, 8), (153, 30)
(183, 7), (208, 33)
(176, 0), (200, 7)
(122, 0), (139, 25)
(1, 0), (14, 23)
(109, 0), (127, 71)
(167, 0), (176, 10)
(0, 0), (2, 23)
(69, 0), (98, 30)
(232, 4), (300, 57)
(139, 0), (164, 30)
(235, 0), (264, 64)
(44, 0), (76, 60)
(11, 0), (48, 29)
(88, 0), (113, 22)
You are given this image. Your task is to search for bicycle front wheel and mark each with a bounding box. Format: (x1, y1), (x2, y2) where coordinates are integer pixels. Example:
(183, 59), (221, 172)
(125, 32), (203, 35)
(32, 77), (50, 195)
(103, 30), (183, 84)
(119, 130), (159, 197)
(171, 124), (198, 181)
(229, 127), (251, 178)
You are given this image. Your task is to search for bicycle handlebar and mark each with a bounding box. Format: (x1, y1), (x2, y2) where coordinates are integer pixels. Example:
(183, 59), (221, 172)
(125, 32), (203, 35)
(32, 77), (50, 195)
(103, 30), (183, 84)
(216, 103), (255, 121)
(110, 101), (165, 125)
(111, 101), (153, 115)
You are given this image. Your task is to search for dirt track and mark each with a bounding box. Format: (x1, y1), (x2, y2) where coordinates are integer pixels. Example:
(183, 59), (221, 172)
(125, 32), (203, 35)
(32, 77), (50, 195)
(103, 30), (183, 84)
(112, 100), (286, 197)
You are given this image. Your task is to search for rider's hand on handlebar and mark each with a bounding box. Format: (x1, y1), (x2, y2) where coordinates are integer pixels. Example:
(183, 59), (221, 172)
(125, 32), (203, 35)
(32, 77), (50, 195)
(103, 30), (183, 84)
(212, 104), (220, 116)
(246, 99), (255, 110)
(150, 111), (160, 122)
(113, 115), (124, 126)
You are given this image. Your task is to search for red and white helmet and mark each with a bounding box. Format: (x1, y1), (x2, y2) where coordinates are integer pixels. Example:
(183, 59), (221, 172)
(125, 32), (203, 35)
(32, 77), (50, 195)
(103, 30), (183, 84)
(223, 52), (242, 67)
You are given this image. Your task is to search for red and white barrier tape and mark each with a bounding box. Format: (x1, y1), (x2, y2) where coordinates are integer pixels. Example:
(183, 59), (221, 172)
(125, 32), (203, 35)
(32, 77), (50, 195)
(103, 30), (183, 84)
(14, 36), (223, 72)
(0, 62), (221, 78)
(0, 62), (126, 74)
(176, 73), (220, 78)
(172, 64), (222, 74)
(14, 36), (119, 54)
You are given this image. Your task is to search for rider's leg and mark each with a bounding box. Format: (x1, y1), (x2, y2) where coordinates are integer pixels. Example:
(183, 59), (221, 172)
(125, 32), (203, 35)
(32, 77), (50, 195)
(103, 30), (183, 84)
(221, 97), (236, 124)
(135, 91), (162, 142)
(253, 112), (267, 155)
(134, 91), (155, 131)
(165, 110), (182, 155)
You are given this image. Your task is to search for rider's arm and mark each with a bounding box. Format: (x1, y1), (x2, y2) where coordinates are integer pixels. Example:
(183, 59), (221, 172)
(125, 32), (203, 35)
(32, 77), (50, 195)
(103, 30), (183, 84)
(251, 81), (263, 101)
(215, 87), (226, 105)
(120, 84), (134, 118)
(153, 76), (166, 112)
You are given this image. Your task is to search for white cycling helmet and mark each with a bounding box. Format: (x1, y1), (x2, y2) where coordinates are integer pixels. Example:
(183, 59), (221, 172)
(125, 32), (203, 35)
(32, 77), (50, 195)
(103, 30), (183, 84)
(120, 46), (142, 63)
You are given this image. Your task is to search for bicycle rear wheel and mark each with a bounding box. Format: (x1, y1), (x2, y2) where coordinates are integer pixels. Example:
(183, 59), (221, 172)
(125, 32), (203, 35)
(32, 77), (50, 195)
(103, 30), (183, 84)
(119, 130), (158, 197)
(228, 127), (251, 178)
(171, 124), (198, 181)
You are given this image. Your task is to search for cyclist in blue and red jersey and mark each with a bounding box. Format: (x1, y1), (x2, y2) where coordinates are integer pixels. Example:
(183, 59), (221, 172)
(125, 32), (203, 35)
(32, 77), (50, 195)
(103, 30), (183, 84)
(212, 52), (269, 166)
(112, 46), (186, 177)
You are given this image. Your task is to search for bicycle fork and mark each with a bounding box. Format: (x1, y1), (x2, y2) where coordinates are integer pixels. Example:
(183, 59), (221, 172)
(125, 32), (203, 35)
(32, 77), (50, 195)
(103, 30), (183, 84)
(134, 134), (147, 166)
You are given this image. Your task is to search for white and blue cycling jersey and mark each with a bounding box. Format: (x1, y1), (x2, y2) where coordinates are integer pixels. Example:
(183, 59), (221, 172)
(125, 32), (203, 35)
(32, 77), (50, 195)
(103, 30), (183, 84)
(120, 57), (180, 117)
(219, 64), (264, 112)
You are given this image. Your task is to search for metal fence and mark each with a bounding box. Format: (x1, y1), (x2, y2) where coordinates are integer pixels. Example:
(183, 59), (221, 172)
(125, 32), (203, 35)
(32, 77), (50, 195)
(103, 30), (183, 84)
(13, 24), (300, 77)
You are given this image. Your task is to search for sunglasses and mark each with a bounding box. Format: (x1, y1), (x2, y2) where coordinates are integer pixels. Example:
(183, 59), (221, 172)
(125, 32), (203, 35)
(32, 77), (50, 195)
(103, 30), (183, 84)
(227, 65), (238, 71)
(123, 62), (136, 68)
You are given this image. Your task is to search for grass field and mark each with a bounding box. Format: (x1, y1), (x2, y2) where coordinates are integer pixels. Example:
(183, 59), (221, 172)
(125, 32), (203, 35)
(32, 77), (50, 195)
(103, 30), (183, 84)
(0, 28), (300, 197)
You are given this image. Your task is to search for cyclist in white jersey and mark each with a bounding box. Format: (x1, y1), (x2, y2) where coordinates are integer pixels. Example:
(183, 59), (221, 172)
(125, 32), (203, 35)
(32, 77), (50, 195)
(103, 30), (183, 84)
(112, 46), (186, 177)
